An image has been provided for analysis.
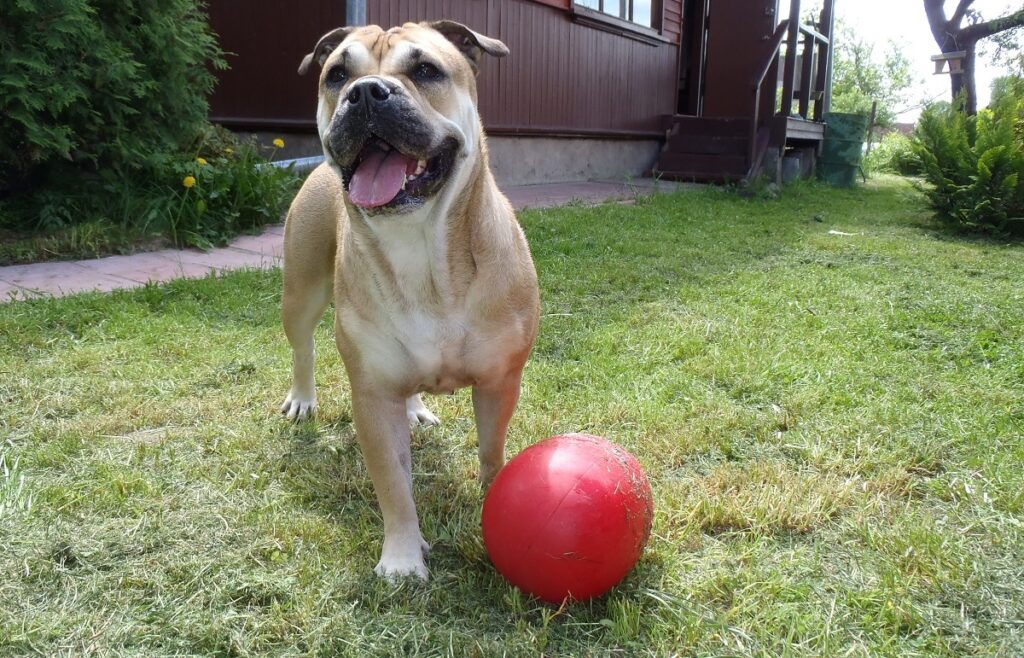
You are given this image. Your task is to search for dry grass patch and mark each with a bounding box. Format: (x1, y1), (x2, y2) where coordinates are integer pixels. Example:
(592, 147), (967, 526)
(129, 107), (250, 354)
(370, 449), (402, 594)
(676, 461), (860, 535)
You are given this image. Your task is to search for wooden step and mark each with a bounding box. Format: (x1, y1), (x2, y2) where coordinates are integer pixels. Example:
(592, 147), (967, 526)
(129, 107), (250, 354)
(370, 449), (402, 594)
(655, 152), (748, 177)
(663, 133), (749, 156)
(668, 115), (752, 138)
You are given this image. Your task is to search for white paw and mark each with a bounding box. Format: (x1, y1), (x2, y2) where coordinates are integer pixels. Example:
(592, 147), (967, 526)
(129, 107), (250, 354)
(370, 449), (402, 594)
(374, 537), (431, 581)
(406, 396), (440, 427)
(281, 390), (317, 420)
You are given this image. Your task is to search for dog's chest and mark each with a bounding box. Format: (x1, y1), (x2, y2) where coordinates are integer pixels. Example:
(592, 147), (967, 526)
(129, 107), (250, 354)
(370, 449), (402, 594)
(343, 217), (492, 393)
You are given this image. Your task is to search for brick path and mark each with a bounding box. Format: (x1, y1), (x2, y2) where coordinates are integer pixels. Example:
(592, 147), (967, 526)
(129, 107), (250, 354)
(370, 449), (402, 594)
(0, 179), (684, 302)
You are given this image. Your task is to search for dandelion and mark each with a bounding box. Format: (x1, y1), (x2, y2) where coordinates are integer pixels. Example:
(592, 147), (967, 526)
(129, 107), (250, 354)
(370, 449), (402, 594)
(273, 138), (285, 148)
(196, 157), (208, 166)
(224, 147), (234, 155)
(182, 175), (196, 188)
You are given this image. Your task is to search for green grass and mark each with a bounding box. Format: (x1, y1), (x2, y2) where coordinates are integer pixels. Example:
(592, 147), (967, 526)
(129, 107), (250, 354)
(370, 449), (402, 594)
(2, 176), (1023, 656)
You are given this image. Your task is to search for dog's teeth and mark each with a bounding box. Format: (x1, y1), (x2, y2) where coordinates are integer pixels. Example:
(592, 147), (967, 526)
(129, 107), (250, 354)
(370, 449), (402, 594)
(414, 160), (427, 176)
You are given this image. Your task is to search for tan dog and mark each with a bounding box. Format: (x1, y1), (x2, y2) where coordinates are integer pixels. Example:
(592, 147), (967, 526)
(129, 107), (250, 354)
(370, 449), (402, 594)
(280, 22), (540, 580)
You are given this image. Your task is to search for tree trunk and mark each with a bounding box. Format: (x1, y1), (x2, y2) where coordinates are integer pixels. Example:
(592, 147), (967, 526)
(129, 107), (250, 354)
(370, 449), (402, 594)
(950, 41), (978, 114)
(923, 0), (1024, 115)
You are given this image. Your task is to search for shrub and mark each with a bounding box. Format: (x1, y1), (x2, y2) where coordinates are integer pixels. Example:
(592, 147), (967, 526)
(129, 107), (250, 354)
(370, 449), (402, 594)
(0, 0), (223, 194)
(865, 131), (919, 175)
(167, 129), (299, 250)
(913, 87), (1024, 236)
(0, 1), (300, 261)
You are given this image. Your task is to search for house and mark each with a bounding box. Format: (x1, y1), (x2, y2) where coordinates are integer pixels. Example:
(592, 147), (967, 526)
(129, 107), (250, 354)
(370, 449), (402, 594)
(206, 0), (835, 184)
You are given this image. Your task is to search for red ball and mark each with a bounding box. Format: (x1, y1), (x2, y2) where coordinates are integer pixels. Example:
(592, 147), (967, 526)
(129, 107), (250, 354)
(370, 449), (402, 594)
(482, 433), (654, 604)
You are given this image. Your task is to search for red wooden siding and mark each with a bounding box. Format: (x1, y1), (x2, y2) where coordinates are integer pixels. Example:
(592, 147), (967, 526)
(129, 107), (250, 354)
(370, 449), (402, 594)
(207, 2), (347, 129)
(207, 0), (679, 138)
(369, 0), (678, 136)
(662, 0), (683, 43)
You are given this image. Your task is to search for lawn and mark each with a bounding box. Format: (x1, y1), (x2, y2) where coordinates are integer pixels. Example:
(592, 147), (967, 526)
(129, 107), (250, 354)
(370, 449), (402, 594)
(1, 177), (1022, 656)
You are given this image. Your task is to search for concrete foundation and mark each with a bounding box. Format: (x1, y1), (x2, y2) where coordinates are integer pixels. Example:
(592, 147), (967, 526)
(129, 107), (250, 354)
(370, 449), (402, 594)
(238, 130), (661, 186)
(485, 136), (662, 186)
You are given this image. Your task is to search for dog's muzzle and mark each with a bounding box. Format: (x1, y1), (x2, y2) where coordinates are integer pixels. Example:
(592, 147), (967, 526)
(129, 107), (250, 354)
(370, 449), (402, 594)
(326, 78), (460, 213)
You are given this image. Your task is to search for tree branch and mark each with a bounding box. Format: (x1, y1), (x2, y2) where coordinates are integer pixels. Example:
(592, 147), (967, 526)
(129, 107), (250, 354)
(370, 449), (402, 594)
(923, 0), (953, 47)
(959, 8), (1024, 43)
(949, 0), (974, 29)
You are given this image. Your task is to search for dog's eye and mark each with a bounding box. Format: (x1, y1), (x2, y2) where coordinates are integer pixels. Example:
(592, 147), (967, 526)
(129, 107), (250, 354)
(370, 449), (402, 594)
(325, 66), (347, 85)
(412, 62), (443, 82)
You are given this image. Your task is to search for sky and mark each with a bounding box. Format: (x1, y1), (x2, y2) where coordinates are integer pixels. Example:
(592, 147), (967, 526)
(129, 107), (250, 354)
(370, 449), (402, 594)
(807, 0), (1020, 121)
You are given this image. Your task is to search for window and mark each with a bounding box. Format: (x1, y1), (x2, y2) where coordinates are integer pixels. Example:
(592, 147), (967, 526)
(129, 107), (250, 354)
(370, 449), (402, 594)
(575, 0), (655, 29)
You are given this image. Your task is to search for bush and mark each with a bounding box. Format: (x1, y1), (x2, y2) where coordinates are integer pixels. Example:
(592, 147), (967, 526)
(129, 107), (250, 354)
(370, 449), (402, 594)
(913, 87), (1024, 236)
(0, 0), (222, 193)
(0, 1), (299, 261)
(167, 129), (298, 250)
(864, 131), (919, 175)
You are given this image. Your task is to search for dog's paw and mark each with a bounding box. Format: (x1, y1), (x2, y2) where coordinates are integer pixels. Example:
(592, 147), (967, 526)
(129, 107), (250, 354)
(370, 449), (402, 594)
(281, 390), (318, 420)
(406, 395), (440, 427)
(374, 537), (430, 581)
(479, 462), (504, 490)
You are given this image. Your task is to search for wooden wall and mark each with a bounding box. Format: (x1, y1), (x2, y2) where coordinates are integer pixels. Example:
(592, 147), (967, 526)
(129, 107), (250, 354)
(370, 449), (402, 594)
(662, 0), (683, 43)
(208, 0), (682, 138)
(207, 2), (348, 130)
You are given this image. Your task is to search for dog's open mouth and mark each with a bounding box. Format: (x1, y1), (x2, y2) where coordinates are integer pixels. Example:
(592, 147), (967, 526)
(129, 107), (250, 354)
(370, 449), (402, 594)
(340, 136), (457, 211)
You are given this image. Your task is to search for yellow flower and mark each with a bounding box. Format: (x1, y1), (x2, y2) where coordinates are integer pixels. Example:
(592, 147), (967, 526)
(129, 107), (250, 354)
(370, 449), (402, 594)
(182, 175), (196, 188)
(224, 147), (234, 155)
(273, 138), (285, 148)
(196, 157), (208, 166)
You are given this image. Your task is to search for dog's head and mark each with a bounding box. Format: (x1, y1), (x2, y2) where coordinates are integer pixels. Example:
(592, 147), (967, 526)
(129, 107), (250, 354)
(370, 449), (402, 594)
(299, 21), (508, 215)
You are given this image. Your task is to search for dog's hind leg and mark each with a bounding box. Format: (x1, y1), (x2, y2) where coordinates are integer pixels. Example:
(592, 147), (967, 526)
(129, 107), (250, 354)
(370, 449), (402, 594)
(472, 371), (523, 488)
(406, 394), (440, 426)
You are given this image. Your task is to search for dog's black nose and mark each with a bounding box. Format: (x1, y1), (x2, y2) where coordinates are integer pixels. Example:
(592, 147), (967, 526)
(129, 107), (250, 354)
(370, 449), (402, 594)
(347, 79), (392, 106)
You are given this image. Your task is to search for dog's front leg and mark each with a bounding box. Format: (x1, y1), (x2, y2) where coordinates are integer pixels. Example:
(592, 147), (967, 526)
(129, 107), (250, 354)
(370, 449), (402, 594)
(472, 371), (523, 488)
(351, 387), (429, 580)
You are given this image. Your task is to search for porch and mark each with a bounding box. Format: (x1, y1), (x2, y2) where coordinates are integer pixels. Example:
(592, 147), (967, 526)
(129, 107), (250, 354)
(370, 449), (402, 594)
(654, 0), (836, 183)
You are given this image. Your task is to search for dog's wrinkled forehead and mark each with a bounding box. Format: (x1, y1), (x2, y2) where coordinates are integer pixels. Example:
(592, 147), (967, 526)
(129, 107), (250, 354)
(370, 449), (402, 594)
(326, 24), (468, 79)
(299, 21), (509, 81)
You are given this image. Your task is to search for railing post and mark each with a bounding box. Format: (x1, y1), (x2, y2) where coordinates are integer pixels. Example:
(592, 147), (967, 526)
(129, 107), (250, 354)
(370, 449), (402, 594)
(799, 32), (814, 118)
(818, 0), (836, 117)
(780, 0), (801, 117)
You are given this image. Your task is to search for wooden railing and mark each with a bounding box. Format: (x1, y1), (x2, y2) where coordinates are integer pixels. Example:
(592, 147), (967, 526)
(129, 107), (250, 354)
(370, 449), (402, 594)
(746, 0), (835, 180)
(748, 19), (792, 179)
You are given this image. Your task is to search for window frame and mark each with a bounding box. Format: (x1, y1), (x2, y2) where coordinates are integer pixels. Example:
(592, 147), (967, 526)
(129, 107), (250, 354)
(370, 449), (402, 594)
(571, 0), (669, 46)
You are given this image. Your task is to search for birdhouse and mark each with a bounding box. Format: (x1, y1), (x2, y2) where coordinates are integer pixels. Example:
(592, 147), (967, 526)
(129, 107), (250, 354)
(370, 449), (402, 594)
(931, 51), (966, 75)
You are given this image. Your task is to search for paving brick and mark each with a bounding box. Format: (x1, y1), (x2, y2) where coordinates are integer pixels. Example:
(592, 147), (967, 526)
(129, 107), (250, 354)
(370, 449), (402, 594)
(0, 261), (134, 297)
(504, 182), (614, 209)
(0, 280), (28, 302)
(174, 247), (276, 272)
(229, 233), (284, 259)
(75, 252), (212, 285)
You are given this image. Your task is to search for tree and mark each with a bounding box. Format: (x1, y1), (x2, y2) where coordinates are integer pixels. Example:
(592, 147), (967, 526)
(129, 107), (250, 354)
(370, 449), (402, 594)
(829, 23), (913, 128)
(924, 0), (1024, 114)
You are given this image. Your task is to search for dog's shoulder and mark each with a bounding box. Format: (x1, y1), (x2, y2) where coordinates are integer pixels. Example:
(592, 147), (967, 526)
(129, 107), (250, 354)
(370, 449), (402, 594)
(285, 163), (346, 237)
(296, 163), (344, 210)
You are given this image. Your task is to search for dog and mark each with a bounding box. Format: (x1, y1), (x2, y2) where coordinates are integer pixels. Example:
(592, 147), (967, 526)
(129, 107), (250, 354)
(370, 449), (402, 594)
(279, 21), (540, 580)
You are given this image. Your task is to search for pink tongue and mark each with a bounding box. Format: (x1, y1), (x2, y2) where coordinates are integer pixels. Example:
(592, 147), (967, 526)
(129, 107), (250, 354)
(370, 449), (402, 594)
(348, 149), (417, 208)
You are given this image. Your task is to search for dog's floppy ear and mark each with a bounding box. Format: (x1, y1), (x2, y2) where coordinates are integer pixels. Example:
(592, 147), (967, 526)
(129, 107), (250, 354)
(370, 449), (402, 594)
(425, 20), (509, 73)
(298, 26), (355, 75)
